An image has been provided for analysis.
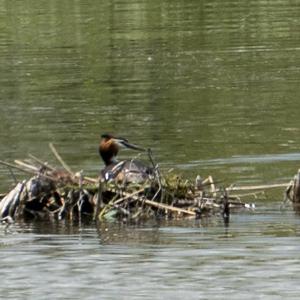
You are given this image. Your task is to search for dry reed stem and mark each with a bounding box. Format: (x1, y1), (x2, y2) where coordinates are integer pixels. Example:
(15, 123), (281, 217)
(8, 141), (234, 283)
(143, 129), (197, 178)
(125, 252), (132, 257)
(49, 143), (73, 176)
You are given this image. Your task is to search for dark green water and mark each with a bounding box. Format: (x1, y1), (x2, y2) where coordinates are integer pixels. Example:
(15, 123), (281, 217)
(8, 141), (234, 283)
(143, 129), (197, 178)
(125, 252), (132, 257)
(1, 0), (300, 299)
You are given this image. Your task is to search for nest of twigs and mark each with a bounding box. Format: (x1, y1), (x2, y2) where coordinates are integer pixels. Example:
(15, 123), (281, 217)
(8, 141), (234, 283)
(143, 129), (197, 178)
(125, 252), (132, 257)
(0, 144), (255, 224)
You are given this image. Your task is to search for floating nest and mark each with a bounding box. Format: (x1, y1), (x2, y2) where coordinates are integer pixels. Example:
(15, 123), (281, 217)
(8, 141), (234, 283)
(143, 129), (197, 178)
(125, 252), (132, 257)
(0, 145), (256, 225)
(283, 169), (300, 212)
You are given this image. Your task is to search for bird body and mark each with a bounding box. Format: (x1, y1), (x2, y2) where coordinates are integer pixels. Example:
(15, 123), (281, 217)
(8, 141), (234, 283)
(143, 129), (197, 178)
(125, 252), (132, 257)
(99, 134), (153, 183)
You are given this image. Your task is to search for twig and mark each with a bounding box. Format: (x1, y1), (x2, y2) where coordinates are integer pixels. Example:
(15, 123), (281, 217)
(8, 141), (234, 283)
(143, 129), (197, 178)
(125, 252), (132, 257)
(7, 161), (59, 183)
(49, 143), (73, 176)
(8, 166), (18, 184)
(138, 198), (196, 216)
(113, 187), (147, 205)
(208, 176), (216, 197)
(0, 160), (55, 182)
(226, 183), (289, 191)
(147, 148), (165, 202)
(0, 216), (14, 225)
(9, 180), (26, 218)
(77, 171), (84, 222)
(73, 173), (98, 184)
(230, 191), (265, 199)
(93, 180), (103, 221)
(0, 160), (35, 176)
(83, 176), (98, 183)
(28, 154), (55, 171)
(14, 160), (39, 172)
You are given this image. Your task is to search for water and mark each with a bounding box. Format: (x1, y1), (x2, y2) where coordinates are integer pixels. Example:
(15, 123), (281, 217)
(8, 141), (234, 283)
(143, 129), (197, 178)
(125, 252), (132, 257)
(0, 0), (300, 298)
(2, 211), (300, 299)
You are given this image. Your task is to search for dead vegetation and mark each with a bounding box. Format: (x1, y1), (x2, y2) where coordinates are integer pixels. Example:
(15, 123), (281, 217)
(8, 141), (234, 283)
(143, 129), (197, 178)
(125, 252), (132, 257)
(0, 144), (262, 225)
(283, 169), (300, 211)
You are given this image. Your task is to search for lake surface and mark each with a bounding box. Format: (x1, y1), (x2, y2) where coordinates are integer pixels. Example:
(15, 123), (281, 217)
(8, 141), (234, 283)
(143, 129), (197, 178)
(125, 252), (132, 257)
(0, 0), (300, 299)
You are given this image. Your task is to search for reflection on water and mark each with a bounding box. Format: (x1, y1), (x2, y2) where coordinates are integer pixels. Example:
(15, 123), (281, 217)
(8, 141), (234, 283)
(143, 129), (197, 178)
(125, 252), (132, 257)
(0, 0), (300, 298)
(1, 210), (300, 299)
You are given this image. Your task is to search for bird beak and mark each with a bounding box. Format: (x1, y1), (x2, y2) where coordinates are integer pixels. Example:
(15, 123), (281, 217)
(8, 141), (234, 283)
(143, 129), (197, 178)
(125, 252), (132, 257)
(114, 138), (146, 152)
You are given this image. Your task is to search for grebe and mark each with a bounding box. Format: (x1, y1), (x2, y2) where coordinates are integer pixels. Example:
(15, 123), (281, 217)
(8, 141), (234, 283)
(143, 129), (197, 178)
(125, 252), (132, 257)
(99, 134), (153, 183)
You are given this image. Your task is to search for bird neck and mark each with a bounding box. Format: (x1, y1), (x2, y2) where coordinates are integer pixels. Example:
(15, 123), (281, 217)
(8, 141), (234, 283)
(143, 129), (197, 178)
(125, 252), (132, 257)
(99, 150), (115, 166)
(99, 139), (120, 166)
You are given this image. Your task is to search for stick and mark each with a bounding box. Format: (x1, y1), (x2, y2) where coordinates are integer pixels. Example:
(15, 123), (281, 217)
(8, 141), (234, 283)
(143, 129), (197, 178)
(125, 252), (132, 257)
(0, 161), (57, 182)
(14, 160), (57, 181)
(93, 185), (102, 221)
(147, 148), (165, 202)
(14, 160), (39, 172)
(28, 154), (55, 171)
(226, 183), (289, 191)
(101, 184), (195, 217)
(49, 143), (73, 175)
(113, 187), (147, 205)
(9, 180), (26, 218)
(81, 176), (98, 184)
(8, 166), (18, 184)
(0, 160), (38, 176)
(139, 198), (196, 216)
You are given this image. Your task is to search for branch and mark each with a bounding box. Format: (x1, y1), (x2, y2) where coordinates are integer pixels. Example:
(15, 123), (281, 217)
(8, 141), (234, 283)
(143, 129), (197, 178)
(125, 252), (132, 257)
(49, 143), (73, 176)
(226, 183), (289, 191)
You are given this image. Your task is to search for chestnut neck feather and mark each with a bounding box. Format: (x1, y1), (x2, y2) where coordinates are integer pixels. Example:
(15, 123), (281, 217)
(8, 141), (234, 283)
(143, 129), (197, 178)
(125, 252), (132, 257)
(99, 139), (119, 166)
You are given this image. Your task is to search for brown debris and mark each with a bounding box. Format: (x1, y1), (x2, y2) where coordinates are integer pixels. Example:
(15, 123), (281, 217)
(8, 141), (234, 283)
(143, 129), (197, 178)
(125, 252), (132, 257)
(0, 146), (256, 224)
